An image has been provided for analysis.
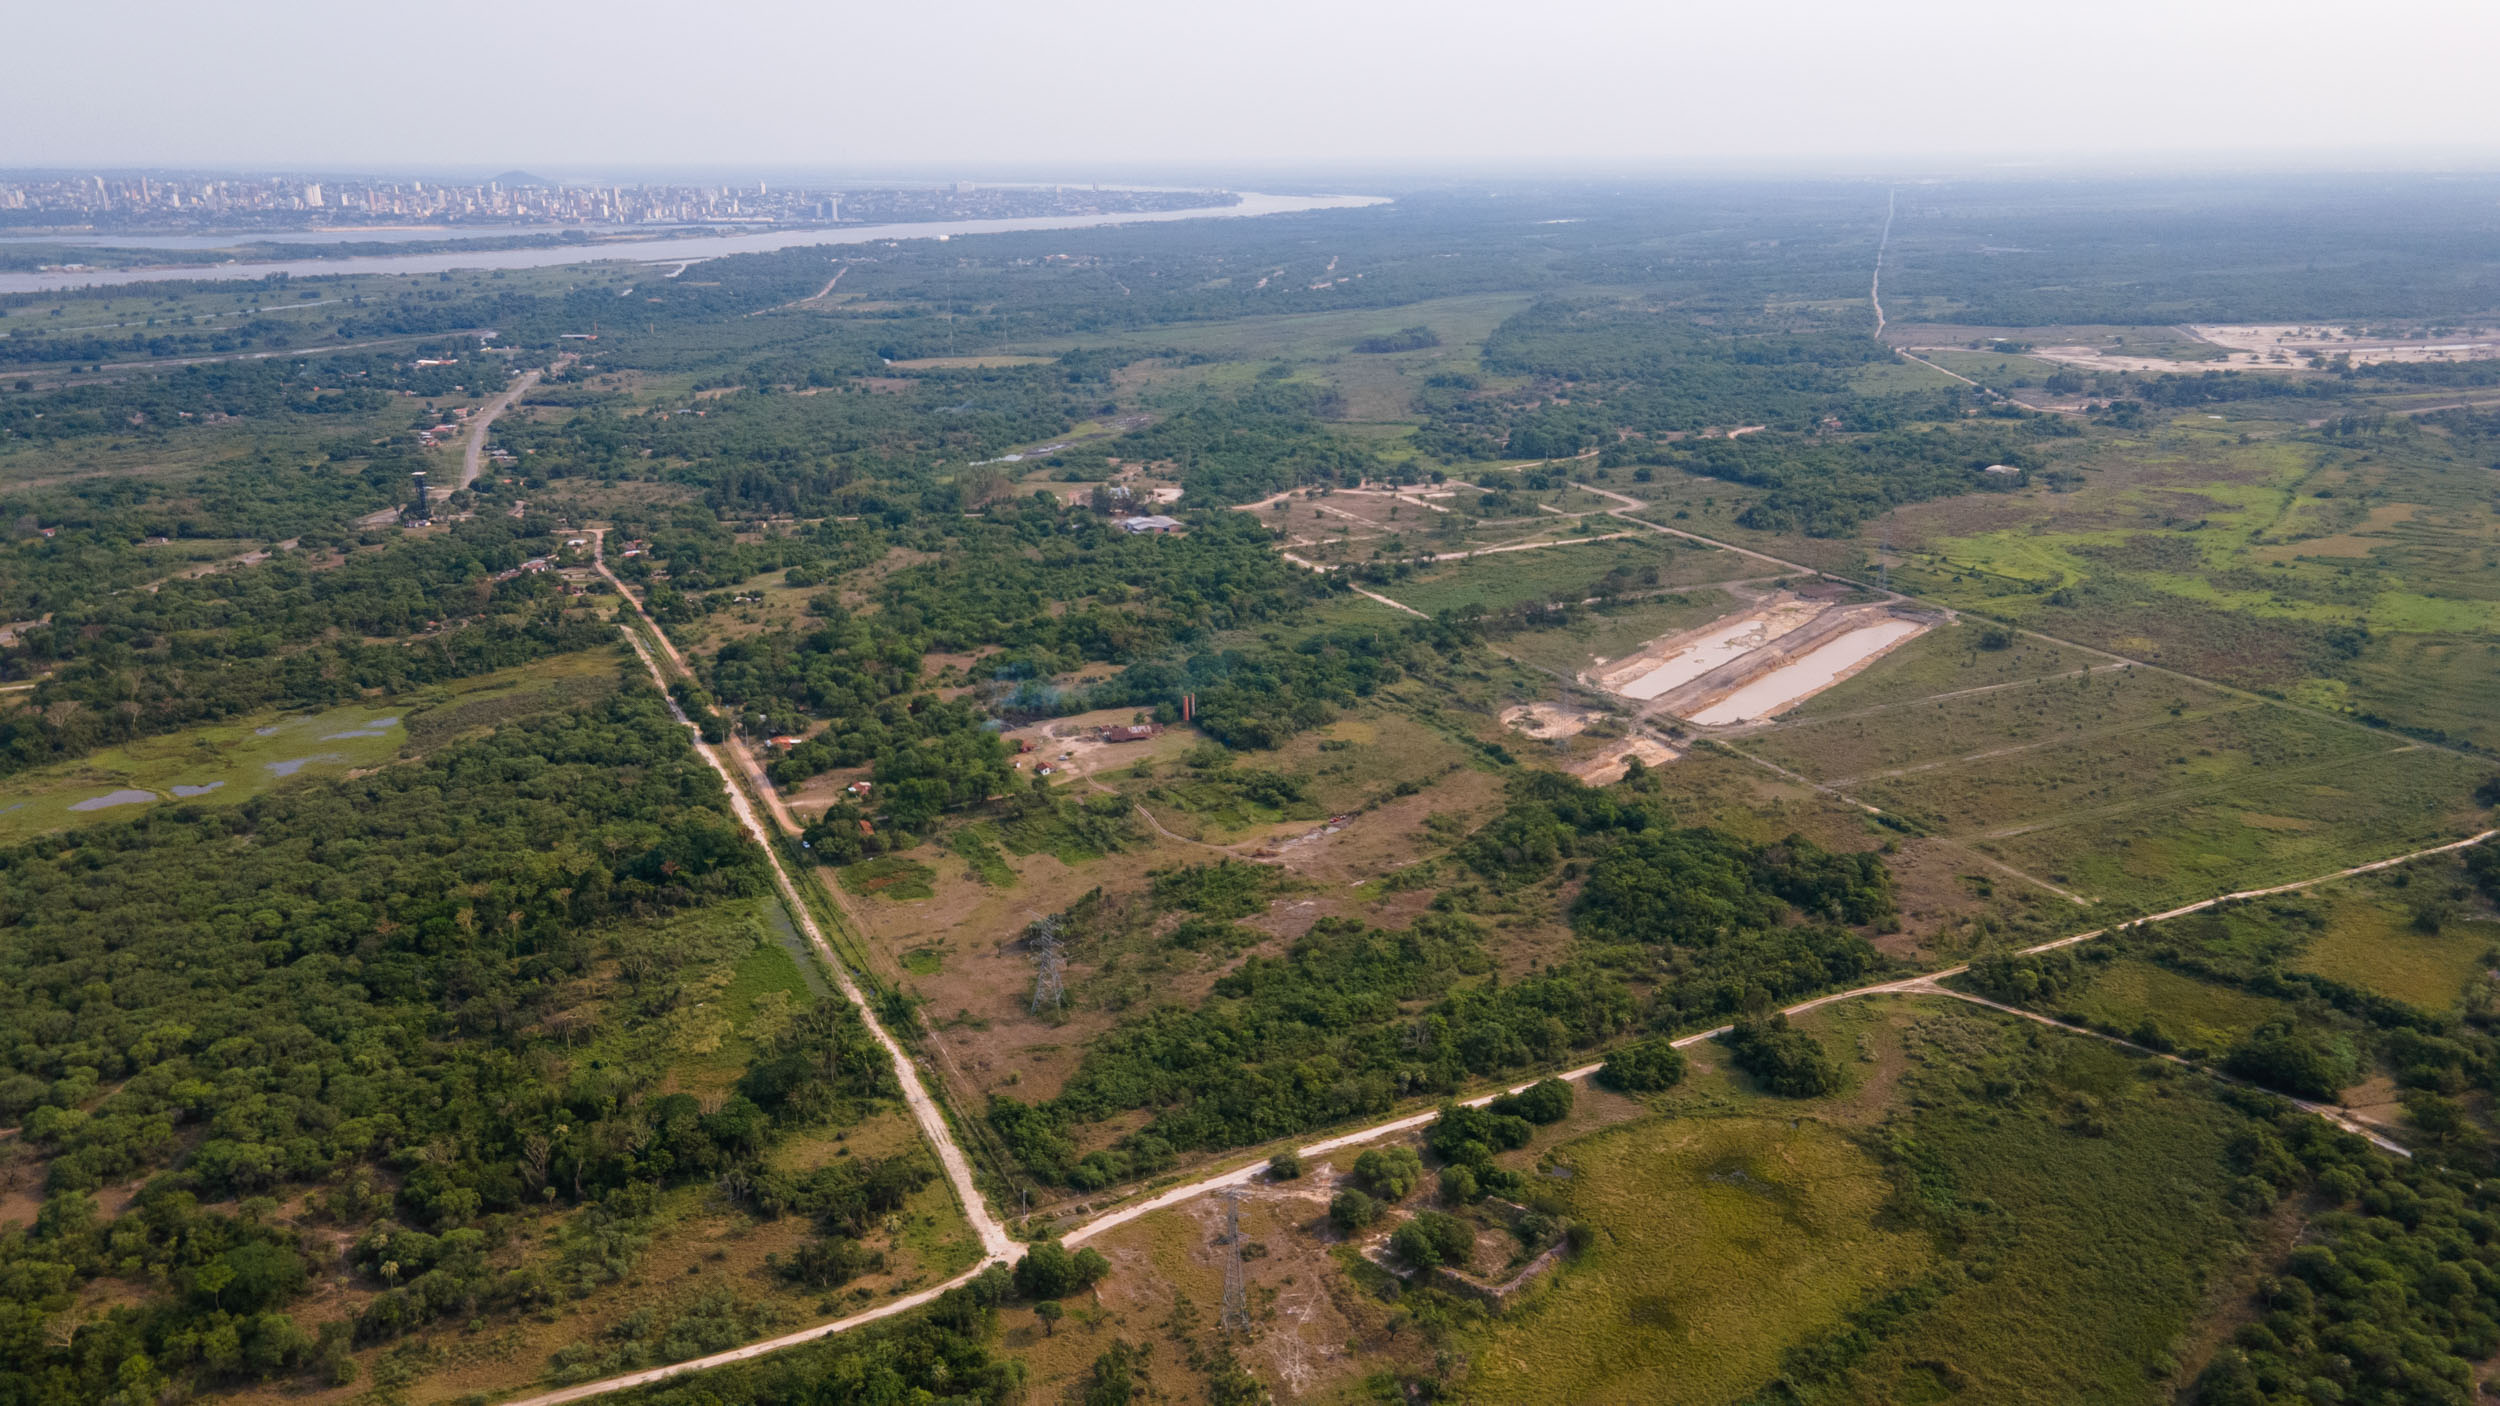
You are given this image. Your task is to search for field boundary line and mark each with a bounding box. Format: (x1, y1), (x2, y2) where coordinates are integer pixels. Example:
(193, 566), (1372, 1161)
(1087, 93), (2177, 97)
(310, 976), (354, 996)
(1814, 704), (2258, 789)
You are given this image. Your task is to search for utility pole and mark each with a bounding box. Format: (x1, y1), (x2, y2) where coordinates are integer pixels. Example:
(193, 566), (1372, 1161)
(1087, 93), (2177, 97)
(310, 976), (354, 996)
(1219, 1188), (1249, 1334)
(1026, 914), (1064, 1015)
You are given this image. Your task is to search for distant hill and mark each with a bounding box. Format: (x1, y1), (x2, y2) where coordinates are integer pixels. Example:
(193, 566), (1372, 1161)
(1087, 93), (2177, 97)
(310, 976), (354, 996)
(488, 170), (556, 188)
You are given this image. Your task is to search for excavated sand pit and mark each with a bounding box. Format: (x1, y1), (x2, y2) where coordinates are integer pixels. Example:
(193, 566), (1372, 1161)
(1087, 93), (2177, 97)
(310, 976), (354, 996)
(1586, 597), (1827, 701)
(1686, 617), (1926, 724)
(1583, 594), (1933, 724)
(1500, 701), (1605, 738)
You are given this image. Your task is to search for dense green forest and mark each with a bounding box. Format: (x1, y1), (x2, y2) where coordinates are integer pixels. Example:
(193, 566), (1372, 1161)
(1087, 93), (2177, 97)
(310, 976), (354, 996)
(0, 687), (911, 1401)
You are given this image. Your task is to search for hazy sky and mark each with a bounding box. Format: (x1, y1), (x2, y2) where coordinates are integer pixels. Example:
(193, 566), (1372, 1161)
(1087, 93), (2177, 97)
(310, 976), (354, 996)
(10, 0), (2498, 177)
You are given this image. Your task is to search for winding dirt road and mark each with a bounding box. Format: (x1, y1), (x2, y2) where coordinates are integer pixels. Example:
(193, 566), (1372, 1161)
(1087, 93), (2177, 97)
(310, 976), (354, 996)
(510, 526), (2491, 1405)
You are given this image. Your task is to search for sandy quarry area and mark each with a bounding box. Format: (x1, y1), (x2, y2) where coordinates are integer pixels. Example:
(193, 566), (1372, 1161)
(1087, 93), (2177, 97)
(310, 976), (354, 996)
(1570, 736), (1680, 784)
(2191, 323), (2500, 365)
(1582, 595), (1931, 725)
(1974, 323), (2500, 377)
(1499, 701), (1605, 739)
(1586, 596), (1827, 701)
(1686, 617), (1925, 725)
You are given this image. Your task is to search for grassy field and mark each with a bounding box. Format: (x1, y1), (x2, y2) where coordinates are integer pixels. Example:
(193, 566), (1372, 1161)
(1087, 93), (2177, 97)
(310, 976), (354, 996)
(2296, 904), (2492, 1014)
(1986, 743), (2490, 909)
(1773, 625), (2110, 720)
(1851, 704), (2384, 837)
(1378, 535), (1730, 616)
(2054, 957), (2301, 1056)
(1466, 1114), (1927, 1404)
(1868, 417), (2500, 746)
(1748, 665), (2239, 781)
(1460, 998), (2276, 1404)
(1773, 1003), (2267, 1403)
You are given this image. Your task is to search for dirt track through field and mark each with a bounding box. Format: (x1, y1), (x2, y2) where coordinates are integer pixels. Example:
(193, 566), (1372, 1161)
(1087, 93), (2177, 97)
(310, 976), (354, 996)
(516, 477), (2495, 1401)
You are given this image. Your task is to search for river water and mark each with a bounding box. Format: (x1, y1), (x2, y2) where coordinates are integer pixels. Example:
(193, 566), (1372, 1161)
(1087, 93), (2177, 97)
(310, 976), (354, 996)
(0, 191), (1387, 294)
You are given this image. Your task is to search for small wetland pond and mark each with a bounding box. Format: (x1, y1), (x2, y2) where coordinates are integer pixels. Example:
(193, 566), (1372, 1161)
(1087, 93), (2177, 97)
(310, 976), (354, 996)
(0, 702), (407, 843)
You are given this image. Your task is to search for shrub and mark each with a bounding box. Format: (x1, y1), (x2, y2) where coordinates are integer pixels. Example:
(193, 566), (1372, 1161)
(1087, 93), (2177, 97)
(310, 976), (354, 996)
(1722, 1014), (1843, 1098)
(1390, 1210), (1477, 1270)
(1329, 1189), (1381, 1233)
(2224, 1023), (2356, 1102)
(1267, 1150), (1302, 1180)
(1013, 1241), (1110, 1300)
(1426, 1104), (1533, 1167)
(778, 1235), (883, 1289)
(1489, 1078), (1574, 1125)
(1596, 1039), (1688, 1093)
(1353, 1145), (1424, 1201)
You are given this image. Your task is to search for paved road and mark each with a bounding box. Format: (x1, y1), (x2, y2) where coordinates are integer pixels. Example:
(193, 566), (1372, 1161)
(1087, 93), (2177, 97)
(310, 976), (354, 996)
(355, 365), (545, 527)
(29, 329), (487, 388)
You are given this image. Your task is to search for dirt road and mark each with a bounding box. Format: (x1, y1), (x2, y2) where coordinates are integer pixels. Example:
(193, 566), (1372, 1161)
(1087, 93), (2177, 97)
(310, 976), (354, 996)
(515, 523), (2491, 1404)
(591, 535), (1015, 1281)
(457, 367), (540, 489)
(1052, 828), (2492, 1241)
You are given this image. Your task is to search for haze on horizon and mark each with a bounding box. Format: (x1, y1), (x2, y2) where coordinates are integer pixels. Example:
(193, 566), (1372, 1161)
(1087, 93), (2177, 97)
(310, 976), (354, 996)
(8, 0), (2499, 179)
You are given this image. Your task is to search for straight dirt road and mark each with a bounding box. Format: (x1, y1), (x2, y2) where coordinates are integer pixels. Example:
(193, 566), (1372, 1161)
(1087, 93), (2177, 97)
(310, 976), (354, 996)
(457, 367), (541, 489)
(593, 536), (1013, 1265)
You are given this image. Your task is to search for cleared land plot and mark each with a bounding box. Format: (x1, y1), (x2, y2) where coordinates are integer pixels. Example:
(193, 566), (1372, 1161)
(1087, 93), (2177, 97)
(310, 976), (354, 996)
(1987, 744), (2491, 908)
(1380, 535), (1733, 616)
(1748, 664), (2235, 781)
(1852, 704), (2385, 836)
(1586, 595), (1826, 699)
(2291, 893), (2493, 1015)
(2195, 322), (2500, 366)
(1686, 616), (1928, 725)
(1774, 625), (2109, 720)
(2054, 957), (2300, 1057)
(1496, 595), (1744, 678)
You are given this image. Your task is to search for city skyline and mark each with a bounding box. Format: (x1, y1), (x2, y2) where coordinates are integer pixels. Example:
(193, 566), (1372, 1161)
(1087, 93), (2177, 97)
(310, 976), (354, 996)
(10, 0), (2498, 171)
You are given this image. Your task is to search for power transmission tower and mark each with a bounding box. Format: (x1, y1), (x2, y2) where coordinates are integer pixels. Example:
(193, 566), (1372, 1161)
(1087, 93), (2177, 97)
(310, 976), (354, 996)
(1026, 915), (1064, 1016)
(1219, 1188), (1250, 1333)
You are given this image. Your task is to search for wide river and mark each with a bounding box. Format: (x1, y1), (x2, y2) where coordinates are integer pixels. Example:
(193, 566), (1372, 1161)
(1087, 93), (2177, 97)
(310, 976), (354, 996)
(0, 191), (1386, 294)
